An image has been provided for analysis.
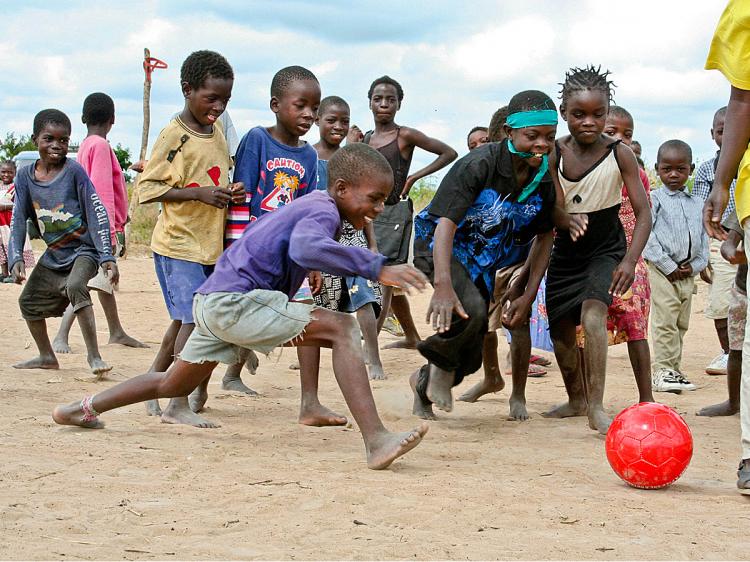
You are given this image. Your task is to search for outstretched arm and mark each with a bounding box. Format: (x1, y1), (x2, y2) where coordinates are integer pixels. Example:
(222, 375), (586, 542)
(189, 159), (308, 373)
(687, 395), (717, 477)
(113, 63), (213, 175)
(400, 128), (457, 197)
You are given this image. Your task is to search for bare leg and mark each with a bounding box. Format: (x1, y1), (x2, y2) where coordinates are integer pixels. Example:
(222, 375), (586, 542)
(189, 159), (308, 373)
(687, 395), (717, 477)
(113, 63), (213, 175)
(544, 315), (587, 418)
(458, 332), (505, 402)
(358, 304), (386, 380)
(98, 291), (148, 348)
(53, 359), (219, 428)
(144, 320), (180, 416)
(627, 339), (654, 403)
(51, 305), (75, 354)
(294, 309), (427, 469)
(14, 319), (59, 369)
(698, 349), (741, 416)
(76, 305), (111, 376)
(297, 345), (348, 426)
(426, 363), (454, 412)
(218, 349), (258, 397)
(508, 325), (532, 420)
(409, 367), (436, 420)
(580, 300), (611, 434)
(383, 294), (421, 349)
(376, 286), (393, 334)
(715, 318), (730, 354)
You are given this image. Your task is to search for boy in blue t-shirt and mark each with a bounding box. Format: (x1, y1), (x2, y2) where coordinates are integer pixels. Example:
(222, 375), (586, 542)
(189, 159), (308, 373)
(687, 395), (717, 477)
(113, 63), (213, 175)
(410, 90), (558, 421)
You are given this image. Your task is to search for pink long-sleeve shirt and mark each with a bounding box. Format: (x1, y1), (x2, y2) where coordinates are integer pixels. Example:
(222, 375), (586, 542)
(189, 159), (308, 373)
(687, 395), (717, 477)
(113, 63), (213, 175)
(78, 135), (128, 242)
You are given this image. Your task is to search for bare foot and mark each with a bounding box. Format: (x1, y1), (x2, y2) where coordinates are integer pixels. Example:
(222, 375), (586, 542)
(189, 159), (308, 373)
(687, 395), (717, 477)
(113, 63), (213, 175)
(542, 401), (587, 419)
(161, 401), (219, 428)
(368, 364), (386, 381)
(508, 396), (529, 421)
(108, 333), (149, 348)
(298, 403), (348, 426)
(52, 338), (72, 354)
(221, 375), (259, 396)
(244, 350), (259, 374)
(13, 355), (59, 370)
(697, 400), (739, 417)
(188, 386), (209, 413)
(588, 407), (611, 435)
(145, 400), (162, 416)
(426, 365), (454, 412)
(366, 424), (429, 470)
(458, 375), (505, 403)
(410, 370), (436, 420)
(52, 401), (105, 429)
(382, 338), (420, 350)
(88, 356), (112, 377)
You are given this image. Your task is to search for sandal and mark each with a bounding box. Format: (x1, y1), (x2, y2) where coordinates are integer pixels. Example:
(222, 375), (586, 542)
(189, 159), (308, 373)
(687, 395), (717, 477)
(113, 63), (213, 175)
(529, 354), (552, 367)
(505, 363), (547, 378)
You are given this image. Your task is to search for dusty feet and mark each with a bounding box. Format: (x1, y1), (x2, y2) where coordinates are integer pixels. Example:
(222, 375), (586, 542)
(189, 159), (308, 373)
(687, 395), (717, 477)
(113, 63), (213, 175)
(52, 338), (72, 354)
(366, 424), (429, 470)
(108, 332), (149, 348)
(588, 407), (611, 435)
(52, 401), (105, 429)
(368, 363), (386, 381)
(298, 402), (348, 426)
(508, 396), (529, 421)
(457, 374), (505, 403)
(426, 365), (454, 412)
(410, 370), (436, 420)
(13, 355), (59, 370)
(244, 350), (259, 374)
(87, 356), (112, 377)
(161, 399), (219, 428)
(382, 338), (420, 350)
(542, 400), (587, 418)
(188, 385), (209, 413)
(145, 399), (162, 416)
(697, 400), (739, 417)
(221, 375), (258, 396)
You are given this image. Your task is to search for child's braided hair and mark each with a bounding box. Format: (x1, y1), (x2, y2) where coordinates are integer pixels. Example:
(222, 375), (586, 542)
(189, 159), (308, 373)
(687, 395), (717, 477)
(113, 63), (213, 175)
(559, 65), (615, 108)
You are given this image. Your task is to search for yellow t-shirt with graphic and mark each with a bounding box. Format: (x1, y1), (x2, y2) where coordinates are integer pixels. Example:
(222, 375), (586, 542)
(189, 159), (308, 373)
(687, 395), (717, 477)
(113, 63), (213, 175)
(138, 117), (230, 265)
(706, 0), (750, 223)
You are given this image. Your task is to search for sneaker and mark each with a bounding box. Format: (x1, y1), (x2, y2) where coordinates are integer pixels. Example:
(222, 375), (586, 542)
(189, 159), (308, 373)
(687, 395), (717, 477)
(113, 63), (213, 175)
(705, 353), (728, 376)
(652, 368), (696, 393)
(382, 314), (405, 337)
(738, 459), (750, 495)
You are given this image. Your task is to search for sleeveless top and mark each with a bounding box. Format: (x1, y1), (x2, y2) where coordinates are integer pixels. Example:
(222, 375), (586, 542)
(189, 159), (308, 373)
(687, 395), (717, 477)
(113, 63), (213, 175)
(557, 140), (623, 213)
(365, 127), (413, 205)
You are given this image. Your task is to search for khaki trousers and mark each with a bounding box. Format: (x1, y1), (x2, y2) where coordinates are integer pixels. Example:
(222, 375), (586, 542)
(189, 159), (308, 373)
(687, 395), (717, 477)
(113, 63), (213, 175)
(649, 263), (694, 373)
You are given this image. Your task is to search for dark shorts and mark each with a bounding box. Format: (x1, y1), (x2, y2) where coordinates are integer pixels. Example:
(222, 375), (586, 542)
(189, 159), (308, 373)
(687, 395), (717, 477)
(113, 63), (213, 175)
(153, 253), (214, 324)
(19, 256), (98, 321)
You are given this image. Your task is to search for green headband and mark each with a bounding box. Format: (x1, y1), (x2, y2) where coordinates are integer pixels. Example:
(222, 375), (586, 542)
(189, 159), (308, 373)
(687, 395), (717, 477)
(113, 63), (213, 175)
(506, 109), (558, 129)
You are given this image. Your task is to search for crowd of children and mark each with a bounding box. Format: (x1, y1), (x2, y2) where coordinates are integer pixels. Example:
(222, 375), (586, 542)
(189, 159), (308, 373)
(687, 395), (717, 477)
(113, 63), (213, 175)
(1, 12), (748, 489)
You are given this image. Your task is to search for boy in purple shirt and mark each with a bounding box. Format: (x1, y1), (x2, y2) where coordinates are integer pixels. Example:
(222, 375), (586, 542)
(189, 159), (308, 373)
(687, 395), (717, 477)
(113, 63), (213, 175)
(53, 144), (429, 470)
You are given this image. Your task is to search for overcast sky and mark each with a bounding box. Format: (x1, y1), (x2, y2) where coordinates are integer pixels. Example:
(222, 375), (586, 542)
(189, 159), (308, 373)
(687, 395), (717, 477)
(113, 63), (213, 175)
(0, 0), (732, 180)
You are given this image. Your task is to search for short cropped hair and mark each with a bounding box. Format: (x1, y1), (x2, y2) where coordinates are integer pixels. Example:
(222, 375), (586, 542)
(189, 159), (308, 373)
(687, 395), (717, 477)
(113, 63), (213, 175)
(0, 160), (16, 168)
(327, 143), (393, 189)
(319, 95), (350, 115)
(180, 50), (234, 90)
(467, 126), (488, 144)
(33, 109), (72, 137)
(507, 90), (556, 117)
(82, 92), (115, 126)
(270, 65), (318, 99)
(488, 106), (509, 142)
(714, 106), (728, 124)
(657, 139), (692, 163)
(607, 105), (633, 125)
(367, 75), (404, 102)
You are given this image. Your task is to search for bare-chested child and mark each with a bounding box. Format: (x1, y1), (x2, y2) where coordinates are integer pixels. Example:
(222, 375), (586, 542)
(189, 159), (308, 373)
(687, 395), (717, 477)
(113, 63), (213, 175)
(53, 143), (429, 470)
(409, 90), (558, 420)
(356, 75), (457, 349)
(544, 66), (650, 434)
(9, 109), (117, 375)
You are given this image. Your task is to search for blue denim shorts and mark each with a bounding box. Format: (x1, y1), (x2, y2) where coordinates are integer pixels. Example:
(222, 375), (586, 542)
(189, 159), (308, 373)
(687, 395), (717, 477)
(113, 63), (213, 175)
(153, 252), (214, 323)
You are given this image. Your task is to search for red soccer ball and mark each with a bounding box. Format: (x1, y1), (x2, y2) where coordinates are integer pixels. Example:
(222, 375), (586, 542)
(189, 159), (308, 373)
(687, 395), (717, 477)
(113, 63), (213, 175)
(605, 402), (693, 489)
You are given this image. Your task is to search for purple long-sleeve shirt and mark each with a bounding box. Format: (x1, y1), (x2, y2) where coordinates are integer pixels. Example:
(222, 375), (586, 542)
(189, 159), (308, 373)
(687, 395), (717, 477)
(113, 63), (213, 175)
(198, 190), (386, 298)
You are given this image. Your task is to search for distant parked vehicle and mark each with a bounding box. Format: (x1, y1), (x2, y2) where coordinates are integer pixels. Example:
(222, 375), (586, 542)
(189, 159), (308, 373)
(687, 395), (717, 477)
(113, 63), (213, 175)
(12, 150), (77, 170)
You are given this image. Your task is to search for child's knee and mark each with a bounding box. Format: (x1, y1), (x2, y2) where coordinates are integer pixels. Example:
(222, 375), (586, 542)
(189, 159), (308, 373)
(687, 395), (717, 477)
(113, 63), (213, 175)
(332, 314), (361, 345)
(66, 279), (92, 311)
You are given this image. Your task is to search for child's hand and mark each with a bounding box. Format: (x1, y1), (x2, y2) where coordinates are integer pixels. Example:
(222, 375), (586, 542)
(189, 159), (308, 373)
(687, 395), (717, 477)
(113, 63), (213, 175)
(401, 175), (417, 198)
(609, 259), (635, 297)
(347, 126), (364, 144)
(130, 160), (147, 174)
(678, 263), (693, 279)
(721, 240), (747, 264)
(228, 182), (246, 204)
(378, 264), (428, 295)
(426, 284), (468, 333)
(699, 268), (713, 284)
(568, 213), (588, 241)
(704, 189), (730, 240)
(195, 187), (232, 209)
(10, 262), (25, 284)
(102, 261), (119, 287)
(501, 294), (533, 330)
(308, 271), (322, 295)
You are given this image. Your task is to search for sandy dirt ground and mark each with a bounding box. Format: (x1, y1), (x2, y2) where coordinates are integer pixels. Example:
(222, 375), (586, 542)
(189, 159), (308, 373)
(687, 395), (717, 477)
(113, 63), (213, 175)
(1, 254), (749, 560)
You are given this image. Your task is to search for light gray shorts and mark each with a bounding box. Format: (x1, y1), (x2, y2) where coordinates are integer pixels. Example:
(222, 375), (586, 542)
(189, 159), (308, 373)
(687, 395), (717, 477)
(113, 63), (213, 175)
(179, 290), (315, 365)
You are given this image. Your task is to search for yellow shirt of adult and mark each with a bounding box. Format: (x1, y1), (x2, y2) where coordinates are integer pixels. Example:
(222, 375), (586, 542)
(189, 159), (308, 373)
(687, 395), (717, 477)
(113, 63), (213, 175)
(706, 0), (750, 224)
(138, 117), (230, 265)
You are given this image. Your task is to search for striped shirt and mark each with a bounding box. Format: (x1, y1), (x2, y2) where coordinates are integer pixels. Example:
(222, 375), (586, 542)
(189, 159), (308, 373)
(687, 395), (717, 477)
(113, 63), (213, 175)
(643, 186), (709, 276)
(692, 151), (736, 221)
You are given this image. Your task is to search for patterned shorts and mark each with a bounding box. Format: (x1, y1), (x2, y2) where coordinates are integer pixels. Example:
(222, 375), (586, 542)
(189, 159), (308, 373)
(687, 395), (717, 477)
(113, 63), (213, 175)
(728, 285), (747, 352)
